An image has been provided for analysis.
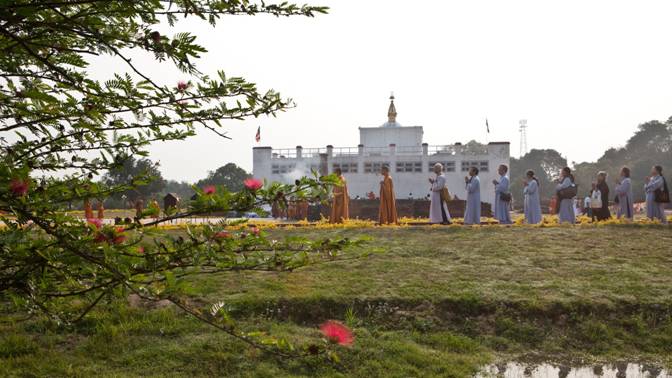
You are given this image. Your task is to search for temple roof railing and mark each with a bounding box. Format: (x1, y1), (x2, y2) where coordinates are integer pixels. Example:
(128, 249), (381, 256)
(269, 143), (500, 160)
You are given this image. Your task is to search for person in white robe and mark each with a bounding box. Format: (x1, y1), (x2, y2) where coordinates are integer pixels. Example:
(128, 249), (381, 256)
(614, 167), (634, 220)
(492, 164), (512, 224)
(428, 163), (451, 224)
(523, 170), (542, 224)
(644, 165), (668, 224)
(555, 167), (576, 224)
(463, 167), (481, 225)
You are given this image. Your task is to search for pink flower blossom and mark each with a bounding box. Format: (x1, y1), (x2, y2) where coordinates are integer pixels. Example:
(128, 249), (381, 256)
(177, 81), (189, 92)
(243, 178), (263, 191)
(251, 227), (260, 237)
(94, 233), (108, 243)
(138, 246), (145, 254)
(87, 218), (103, 229)
(9, 178), (29, 197)
(112, 227), (126, 245)
(214, 231), (231, 240)
(203, 185), (216, 195)
(320, 321), (354, 346)
(150, 31), (161, 43)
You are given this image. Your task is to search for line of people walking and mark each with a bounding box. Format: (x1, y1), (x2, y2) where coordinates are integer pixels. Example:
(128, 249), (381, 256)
(329, 164), (670, 225)
(551, 165), (668, 224)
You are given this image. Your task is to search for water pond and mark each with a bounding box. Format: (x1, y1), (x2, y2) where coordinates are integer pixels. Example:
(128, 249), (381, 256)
(476, 362), (670, 378)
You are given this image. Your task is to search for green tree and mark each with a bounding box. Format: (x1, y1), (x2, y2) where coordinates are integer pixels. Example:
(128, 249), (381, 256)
(1, 0), (358, 360)
(197, 162), (251, 192)
(510, 149), (568, 205)
(572, 119), (672, 202)
(102, 156), (166, 207)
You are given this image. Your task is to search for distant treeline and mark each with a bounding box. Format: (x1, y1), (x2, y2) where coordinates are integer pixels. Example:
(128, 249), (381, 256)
(68, 162), (251, 210)
(511, 117), (672, 205)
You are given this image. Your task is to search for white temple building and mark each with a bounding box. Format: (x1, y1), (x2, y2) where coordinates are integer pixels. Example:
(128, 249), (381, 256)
(253, 96), (510, 205)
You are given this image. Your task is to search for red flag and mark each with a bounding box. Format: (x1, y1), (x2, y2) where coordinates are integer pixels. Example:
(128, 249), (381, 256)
(255, 126), (261, 143)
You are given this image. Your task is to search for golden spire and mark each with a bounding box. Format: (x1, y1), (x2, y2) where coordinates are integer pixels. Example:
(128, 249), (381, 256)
(387, 92), (397, 123)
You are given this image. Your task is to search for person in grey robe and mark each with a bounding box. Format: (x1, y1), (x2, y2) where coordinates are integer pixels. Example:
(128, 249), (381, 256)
(614, 166), (634, 220)
(463, 167), (481, 225)
(644, 165), (668, 224)
(428, 163), (451, 224)
(492, 164), (512, 224)
(555, 167), (576, 224)
(523, 170), (542, 224)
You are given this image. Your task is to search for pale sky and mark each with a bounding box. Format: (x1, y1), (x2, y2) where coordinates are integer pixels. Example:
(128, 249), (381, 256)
(101, 0), (672, 182)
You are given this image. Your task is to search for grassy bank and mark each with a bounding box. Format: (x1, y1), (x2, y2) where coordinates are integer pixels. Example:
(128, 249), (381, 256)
(2, 226), (672, 377)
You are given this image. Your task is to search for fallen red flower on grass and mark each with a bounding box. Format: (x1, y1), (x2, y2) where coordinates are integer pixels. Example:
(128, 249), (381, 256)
(320, 321), (354, 346)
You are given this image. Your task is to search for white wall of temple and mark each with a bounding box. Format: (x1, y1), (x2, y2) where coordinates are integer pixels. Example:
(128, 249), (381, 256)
(252, 147), (273, 181)
(359, 126), (423, 148)
(253, 143), (511, 206)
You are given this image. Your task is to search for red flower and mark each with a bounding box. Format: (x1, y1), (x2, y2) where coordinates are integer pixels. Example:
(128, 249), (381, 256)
(112, 227), (126, 245)
(150, 31), (161, 43)
(320, 321), (354, 346)
(9, 178), (29, 197)
(177, 80), (189, 92)
(251, 227), (260, 237)
(87, 218), (103, 229)
(203, 185), (216, 195)
(244, 178), (263, 191)
(214, 231), (231, 240)
(94, 233), (108, 243)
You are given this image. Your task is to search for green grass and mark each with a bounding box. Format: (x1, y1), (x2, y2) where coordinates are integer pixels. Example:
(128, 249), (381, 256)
(2, 226), (672, 377)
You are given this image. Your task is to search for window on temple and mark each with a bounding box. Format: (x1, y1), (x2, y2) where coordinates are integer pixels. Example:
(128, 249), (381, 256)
(396, 161), (422, 173)
(364, 162), (389, 173)
(460, 161), (489, 172)
(333, 162), (358, 173)
(271, 164), (296, 174)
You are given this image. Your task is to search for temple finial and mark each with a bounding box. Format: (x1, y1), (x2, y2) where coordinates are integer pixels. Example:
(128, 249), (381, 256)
(387, 92), (397, 123)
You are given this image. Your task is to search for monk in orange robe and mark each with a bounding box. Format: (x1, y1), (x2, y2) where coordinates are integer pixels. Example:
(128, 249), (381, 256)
(83, 198), (94, 219)
(96, 201), (105, 219)
(298, 200), (309, 220)
(330, 168), (350, 223)
(287, 201), (297, 220)
(378, 165), (398, 224)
